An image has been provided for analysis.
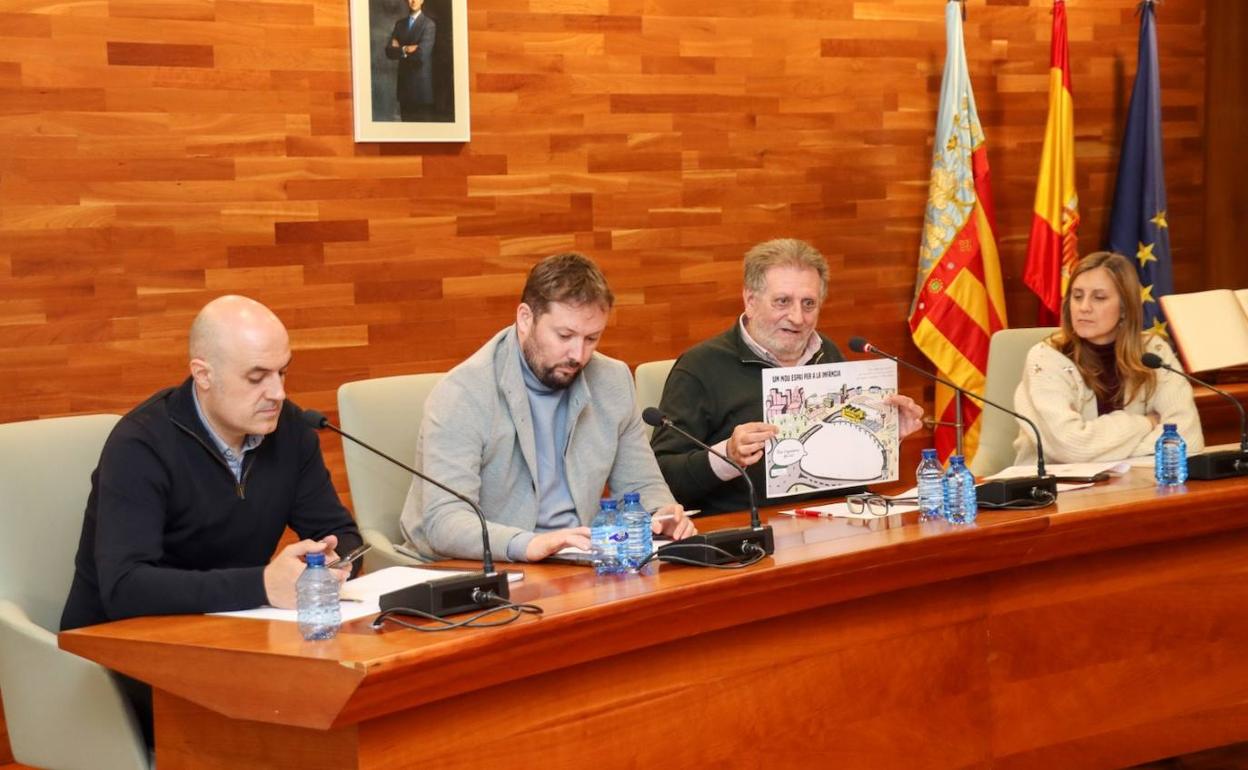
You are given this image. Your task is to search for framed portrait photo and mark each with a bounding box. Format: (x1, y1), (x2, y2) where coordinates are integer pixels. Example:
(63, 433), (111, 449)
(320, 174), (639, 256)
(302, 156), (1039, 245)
(349, 0), (470, 142)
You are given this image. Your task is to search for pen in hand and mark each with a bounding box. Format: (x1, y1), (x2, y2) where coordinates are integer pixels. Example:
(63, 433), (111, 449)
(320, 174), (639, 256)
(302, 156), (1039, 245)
(650, 510), (700, 522)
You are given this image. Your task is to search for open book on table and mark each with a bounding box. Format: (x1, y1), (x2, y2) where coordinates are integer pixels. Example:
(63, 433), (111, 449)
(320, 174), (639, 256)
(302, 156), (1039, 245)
(1159, 289), (1248, 374)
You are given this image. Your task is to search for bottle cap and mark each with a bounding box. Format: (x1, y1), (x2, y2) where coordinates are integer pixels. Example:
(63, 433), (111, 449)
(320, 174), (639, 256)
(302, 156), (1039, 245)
(305, 552), (326, 567)
(921, 448), (937, 459)
(599, 497), (618, 509)
(1163, 423), (1177, 431)
(622, 492), (641, 503)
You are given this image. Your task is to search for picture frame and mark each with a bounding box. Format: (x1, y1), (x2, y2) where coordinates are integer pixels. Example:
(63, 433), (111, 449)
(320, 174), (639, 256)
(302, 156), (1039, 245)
(348, 0), (470, 143)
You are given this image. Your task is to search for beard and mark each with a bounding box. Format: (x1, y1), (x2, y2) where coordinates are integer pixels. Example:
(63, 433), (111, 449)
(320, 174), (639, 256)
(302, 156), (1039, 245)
(755, 327), (809, 362)
(522, 339), (583, 390)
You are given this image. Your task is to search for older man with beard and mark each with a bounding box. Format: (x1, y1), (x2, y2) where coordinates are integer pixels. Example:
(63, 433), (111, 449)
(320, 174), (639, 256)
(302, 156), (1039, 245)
(652, 239), (925, 515)
(401, 253), (696, 563)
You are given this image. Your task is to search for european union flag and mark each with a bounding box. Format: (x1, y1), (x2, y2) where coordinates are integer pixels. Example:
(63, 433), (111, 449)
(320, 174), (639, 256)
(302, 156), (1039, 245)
(1106, 0), (1172, 338)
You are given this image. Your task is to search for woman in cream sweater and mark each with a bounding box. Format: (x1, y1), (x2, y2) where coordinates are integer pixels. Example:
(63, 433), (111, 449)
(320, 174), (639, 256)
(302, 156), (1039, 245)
(1013, 251), (1204, 464)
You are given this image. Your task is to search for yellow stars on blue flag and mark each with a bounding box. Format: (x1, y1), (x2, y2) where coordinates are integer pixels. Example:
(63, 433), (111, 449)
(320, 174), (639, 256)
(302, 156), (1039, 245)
(1147, 317), (1169, 338)
(1105, 2), (1172, 334)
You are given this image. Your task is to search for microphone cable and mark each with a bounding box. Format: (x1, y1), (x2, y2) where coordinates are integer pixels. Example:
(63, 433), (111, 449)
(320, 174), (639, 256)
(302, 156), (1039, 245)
(634, 541), (769, 570)
(371, 590), (542, 632)
(976, 488), (1056, 510)
(977, 470), (1118, 510)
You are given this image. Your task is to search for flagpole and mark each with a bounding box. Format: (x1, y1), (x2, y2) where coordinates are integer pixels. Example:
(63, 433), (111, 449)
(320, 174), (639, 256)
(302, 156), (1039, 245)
(927, 406), (966, 455)
(951, 0), (967, 456)
(955, 394), (964, 455)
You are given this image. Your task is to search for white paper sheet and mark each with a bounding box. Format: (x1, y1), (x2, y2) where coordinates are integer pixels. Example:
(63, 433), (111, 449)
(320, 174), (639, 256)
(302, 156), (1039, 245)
(778, 500), (919, 520)
(986, 460), (1132, 480)
(761, 359), (901, 498)
(210, 566), (474, 623)
(776, 498), (919, 531)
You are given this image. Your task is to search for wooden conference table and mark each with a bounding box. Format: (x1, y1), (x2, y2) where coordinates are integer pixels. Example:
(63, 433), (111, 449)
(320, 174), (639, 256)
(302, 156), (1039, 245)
(61, 469), (1248, 770)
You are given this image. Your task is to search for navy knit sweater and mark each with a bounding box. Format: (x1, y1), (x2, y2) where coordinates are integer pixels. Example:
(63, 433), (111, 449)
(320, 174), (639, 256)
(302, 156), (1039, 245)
(61, 379), (361, 630)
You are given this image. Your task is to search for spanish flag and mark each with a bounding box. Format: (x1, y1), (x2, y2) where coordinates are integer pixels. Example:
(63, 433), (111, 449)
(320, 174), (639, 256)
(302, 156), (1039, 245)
(1023, 0), (1079, 325)
(909, 0), (1008, 462)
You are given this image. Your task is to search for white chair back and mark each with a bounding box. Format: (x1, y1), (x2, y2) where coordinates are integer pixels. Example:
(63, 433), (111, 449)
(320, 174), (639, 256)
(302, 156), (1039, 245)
(337, 373), (445, 567)
(971, 327), (1058, 477)
(0, 413), (150, 770)
(634, 359), (676, 439)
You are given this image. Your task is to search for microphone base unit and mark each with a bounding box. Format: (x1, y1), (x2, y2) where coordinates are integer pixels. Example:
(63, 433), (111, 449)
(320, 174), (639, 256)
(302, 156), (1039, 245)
(975, 476), (1058, 507)
(1186, 449), (1248, 480)
(379, 571), (510, 617)
(658, 525), (775, 565)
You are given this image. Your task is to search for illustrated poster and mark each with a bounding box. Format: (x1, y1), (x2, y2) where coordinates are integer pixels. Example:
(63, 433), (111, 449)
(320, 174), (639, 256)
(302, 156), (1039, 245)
(762, 359), (900, 498)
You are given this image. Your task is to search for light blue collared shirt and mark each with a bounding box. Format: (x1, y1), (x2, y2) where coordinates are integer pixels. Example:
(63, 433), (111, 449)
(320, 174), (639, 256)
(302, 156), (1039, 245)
(191, 388), (264, 481)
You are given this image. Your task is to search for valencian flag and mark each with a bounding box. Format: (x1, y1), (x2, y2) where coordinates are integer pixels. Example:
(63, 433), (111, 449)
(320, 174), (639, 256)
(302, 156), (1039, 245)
(1107, 0), (1172, 338)
(1023, 0), (1079, 325)
(909, 0), (1008, 462)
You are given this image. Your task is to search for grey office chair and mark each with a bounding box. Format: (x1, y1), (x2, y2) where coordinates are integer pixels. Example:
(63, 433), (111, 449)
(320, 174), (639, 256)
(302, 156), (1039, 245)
(337, 372), (445, 570)
(0, 413), (150, 770)
(633, 359), (676, 440)
(970, 327), (1058, 477)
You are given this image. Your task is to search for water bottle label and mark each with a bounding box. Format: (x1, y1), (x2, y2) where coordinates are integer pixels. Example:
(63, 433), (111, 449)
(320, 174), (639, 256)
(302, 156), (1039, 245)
(609, 531), (629, 542)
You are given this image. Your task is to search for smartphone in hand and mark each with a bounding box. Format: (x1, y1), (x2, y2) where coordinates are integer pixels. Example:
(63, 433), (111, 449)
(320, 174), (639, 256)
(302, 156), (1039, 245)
(325, 543), (372, 570)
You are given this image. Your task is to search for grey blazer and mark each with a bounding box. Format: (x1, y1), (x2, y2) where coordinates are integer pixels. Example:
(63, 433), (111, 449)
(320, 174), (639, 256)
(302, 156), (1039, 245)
(401, 326), (676, 561)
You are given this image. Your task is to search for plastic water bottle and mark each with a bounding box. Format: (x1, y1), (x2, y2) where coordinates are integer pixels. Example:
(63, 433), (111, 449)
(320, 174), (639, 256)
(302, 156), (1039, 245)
(620, 492), (653, 571)
(915, 448), (944, 521)
(1154, 423), (1188, 486)
(590, 497), (627, 575)
(296, 552), (341, 640)
(942, 454), (978, 525)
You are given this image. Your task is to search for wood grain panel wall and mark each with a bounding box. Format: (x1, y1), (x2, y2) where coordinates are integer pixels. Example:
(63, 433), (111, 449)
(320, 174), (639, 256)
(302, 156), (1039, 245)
(0, 0), (1211, 499)
(1205, 0), (1248, 291)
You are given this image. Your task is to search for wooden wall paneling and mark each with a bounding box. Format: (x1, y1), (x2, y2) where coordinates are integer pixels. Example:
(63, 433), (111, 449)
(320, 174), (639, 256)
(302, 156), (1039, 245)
(1204, 0), (1248, 292)
(0, 0), (1214, 427)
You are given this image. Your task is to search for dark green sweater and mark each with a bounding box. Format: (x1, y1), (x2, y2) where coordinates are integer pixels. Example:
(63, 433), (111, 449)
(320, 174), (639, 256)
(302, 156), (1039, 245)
(651, 324), (845, 515)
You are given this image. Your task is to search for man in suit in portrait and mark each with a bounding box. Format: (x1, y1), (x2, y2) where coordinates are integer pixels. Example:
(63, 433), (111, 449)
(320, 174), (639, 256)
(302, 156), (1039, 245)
(385, 0), (436, 121)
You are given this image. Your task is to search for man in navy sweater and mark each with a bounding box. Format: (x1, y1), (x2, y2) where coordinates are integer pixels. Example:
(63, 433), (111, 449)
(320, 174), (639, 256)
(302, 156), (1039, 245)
(60, 295), (362, 742)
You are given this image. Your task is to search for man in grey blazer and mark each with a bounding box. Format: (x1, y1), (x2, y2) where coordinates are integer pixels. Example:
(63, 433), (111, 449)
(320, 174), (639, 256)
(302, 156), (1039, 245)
(401, 253), (697, 562)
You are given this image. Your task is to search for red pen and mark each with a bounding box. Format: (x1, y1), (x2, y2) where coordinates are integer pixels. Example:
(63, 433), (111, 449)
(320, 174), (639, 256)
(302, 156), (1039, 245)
(793, 508), (828, 518)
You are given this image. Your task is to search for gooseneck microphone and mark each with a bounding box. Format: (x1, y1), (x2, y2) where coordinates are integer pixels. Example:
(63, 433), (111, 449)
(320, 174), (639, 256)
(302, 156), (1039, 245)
(641, 407), (775, 565)
(847, 336), (1057, 506)
(1141, 352), (1248, 479)
(301, 409), (510, 616)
